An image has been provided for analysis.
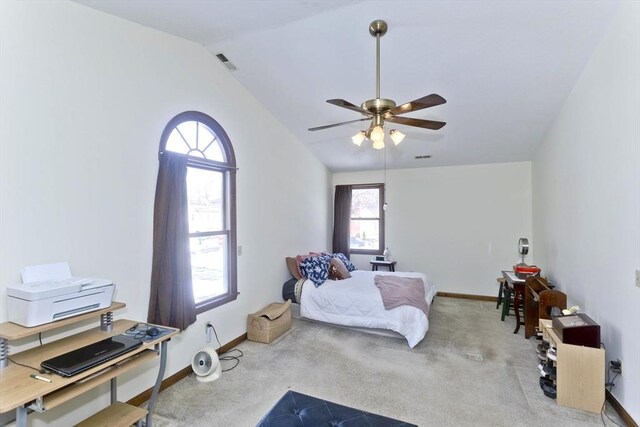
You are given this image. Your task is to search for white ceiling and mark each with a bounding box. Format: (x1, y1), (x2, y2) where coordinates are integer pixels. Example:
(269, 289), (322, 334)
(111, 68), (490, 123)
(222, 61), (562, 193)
(75, 0), (619, 172)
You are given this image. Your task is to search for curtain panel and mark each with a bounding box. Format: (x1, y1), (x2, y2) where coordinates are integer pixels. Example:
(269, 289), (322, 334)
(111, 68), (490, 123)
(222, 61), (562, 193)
(332, 185), (352, 257)
(147, 152), (197, 330)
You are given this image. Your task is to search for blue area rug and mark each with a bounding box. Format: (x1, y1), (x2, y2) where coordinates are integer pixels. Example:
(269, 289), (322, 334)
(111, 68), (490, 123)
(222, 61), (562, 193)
(257, 390), (417, 427)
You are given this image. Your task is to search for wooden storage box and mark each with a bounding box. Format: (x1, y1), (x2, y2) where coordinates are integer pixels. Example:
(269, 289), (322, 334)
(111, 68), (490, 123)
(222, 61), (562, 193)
(552, 313), (600, 348)
(539, 319), (605, 413)
(247, 300), (292, 343)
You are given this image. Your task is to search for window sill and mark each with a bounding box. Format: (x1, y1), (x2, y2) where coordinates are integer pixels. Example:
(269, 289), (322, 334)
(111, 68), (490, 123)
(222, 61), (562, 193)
(195, 292), (239, 314)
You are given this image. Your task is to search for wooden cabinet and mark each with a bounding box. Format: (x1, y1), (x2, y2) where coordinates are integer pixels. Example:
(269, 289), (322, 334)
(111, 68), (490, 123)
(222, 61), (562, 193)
(539, 319), (605, 413)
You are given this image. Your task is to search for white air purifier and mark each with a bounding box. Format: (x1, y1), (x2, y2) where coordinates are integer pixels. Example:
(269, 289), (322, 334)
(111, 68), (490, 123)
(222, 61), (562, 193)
(191, 347), (221, 382)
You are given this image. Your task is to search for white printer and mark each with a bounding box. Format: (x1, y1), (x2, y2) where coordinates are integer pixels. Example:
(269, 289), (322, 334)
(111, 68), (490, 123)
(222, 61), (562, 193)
(6, 262), (116, 327)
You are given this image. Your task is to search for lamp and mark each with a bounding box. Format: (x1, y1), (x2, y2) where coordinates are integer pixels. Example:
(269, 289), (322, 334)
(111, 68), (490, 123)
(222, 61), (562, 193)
(351, 131), (366, 146)
(389, 129), (405, 145)
(372, 140), (384, 150)
(351, 124), (406, 149)
(370, 125), (385, 150)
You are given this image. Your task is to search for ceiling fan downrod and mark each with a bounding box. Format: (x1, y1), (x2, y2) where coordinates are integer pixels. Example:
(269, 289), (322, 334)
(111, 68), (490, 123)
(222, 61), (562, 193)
(363, 20), (396, 117)
(369, 19), (387, 100)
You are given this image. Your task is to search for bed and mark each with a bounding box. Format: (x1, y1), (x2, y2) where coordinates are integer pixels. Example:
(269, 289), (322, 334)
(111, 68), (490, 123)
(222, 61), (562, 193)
(290, 269), (437, 348)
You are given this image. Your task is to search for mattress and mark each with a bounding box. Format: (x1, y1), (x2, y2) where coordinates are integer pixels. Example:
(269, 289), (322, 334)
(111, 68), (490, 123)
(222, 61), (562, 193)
(300, 270), (436, 348)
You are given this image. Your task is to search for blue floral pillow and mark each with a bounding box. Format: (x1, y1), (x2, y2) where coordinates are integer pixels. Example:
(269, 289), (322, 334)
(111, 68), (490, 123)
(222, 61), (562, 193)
(330, 252), (356, 272)
(299, 255), (330, 287)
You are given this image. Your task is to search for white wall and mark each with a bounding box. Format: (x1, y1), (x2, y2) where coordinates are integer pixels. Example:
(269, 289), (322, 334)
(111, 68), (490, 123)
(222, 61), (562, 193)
(532, 2), (640, 422)
(334, 162), (532, 296)
(0, 1), (330, 425)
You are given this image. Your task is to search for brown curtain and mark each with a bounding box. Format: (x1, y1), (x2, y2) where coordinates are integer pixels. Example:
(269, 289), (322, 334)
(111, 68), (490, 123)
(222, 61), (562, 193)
(147, 152), (197, 330)
(332, 185), (352, 257)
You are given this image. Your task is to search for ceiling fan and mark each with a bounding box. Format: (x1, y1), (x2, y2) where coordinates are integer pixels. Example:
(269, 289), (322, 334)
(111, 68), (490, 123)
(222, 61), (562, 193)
(308, 20), (446, 149)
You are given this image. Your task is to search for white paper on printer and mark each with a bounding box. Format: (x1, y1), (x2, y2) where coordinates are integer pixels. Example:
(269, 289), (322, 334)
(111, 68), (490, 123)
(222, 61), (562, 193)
(21, 261), (91, 285)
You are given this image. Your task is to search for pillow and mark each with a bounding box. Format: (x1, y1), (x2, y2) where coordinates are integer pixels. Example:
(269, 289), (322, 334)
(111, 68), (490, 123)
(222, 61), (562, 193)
(295, 254), (311, 274)
(282, 277), (305, 303)
(325, 252), (356, 272)
(328, 257), (351, 280)
(285, 257), (302, 280)
(298, 255), (330, 287)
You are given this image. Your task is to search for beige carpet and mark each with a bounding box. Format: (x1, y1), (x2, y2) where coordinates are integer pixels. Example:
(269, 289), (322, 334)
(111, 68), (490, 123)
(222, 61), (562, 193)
(149, 297), (624, 426)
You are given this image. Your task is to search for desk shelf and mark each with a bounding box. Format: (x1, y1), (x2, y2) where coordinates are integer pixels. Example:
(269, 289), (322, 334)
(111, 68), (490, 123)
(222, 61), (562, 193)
(1, 318), (158, 412)
(0, 302), (178, 427)
(0, 302), (126, 341)
(43, 349), (156, 411)
(75, 401), (148, 427)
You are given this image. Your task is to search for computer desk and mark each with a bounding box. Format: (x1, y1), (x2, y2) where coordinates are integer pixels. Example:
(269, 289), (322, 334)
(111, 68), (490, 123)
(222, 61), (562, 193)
(0, 302), (178, 427)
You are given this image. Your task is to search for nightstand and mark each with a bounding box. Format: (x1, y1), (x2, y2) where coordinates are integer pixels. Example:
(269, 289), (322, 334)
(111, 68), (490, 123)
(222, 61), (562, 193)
(370, 259), (396, 272)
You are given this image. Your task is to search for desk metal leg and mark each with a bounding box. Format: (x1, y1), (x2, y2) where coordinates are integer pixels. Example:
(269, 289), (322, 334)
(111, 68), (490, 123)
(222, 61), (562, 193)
(111, 377), (117, 404)
(0, 338), (8, 369)
(16, 406), (27, 427)
(144, 340), (168, 427)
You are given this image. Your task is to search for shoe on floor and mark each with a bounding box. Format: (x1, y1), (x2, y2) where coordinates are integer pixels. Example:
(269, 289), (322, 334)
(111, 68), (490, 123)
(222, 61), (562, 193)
(543, 363), (557, 380)
(540, 377), (557, 399)
(547, 347), (557, 361)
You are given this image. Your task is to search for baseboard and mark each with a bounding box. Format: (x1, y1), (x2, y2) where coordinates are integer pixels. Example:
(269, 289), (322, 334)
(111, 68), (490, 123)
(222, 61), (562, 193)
(127, 332), (247, 407)
(606, 389), (638, 427)
(437, 291), (497, 302)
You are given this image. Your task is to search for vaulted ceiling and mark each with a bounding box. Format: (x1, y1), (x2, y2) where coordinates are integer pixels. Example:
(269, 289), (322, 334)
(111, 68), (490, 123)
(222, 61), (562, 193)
(75, 0), (619, 172)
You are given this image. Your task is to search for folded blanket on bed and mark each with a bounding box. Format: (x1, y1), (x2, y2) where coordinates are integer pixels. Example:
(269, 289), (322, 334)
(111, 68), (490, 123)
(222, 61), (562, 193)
(374, 275), (430, 317)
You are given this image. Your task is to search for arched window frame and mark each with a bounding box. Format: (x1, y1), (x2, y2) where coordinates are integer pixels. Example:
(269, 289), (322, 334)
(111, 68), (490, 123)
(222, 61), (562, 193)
(159, 111), (238, 313)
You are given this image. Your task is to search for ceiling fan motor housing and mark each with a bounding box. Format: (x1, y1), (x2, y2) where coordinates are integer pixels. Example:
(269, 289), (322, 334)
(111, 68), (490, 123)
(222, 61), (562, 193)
(362, 98), (396, 114)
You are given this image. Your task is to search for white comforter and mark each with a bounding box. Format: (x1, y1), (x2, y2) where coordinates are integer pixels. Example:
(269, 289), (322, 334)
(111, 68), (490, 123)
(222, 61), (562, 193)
(300, 270), (437, 348)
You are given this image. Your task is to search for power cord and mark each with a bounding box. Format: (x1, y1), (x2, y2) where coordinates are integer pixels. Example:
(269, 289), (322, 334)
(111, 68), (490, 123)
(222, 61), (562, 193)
(7, 332), (47, 373)
(8, 357), (46, 374)
(600, 369), (623, 427)
(219, 349), (244, 372)
(209, 324), (243, 372)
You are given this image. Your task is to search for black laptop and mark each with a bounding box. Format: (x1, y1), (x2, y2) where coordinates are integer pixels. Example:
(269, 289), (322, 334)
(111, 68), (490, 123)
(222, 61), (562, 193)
(41, 334), (143, 377)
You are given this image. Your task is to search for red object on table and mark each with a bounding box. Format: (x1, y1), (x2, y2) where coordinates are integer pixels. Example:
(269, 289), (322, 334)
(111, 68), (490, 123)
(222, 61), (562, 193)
(513, 265), (541, 275)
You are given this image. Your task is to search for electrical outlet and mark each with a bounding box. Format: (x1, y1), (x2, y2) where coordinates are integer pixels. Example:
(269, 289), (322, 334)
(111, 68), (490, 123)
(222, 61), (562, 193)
(636, 270), (640, 288)
(610, 359), (622, 375)
(205, 322), (213, 343)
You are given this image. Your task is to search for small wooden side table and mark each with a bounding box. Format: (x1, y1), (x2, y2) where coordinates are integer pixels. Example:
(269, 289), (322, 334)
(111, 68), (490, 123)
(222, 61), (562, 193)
(370, 259), (397, 272)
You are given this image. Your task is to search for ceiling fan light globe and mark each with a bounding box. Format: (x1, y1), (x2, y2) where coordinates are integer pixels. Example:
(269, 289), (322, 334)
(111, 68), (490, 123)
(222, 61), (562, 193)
(370, 125), (384, 143)
(372, 140), (385, 150)
(351, 131), (366, 146)
(390, 129), (405, 145)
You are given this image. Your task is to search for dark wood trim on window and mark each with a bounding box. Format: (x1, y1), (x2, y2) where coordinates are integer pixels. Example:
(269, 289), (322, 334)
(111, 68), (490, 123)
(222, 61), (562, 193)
(350, 183), (385, 256)
(159, 111), (238, 315)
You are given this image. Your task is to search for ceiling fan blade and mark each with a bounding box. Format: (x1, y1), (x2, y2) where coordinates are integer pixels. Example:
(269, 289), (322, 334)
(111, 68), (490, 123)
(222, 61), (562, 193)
(326, 99), (371, 115)
(386, 116), (446, 130)
(308, 118), (370, 131)
(389, 94), (446, 116)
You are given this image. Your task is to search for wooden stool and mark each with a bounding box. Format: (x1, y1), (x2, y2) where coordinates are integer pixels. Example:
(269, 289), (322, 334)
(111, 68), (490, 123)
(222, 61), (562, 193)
(499, 280), (523, 322)
(496, 277), (507, 309)
(500, 282), (514, 321)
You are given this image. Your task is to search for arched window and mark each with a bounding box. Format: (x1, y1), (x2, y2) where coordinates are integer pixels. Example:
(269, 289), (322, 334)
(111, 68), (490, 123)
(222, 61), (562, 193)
(159, 111), (237, 313)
